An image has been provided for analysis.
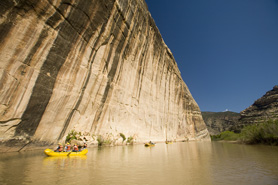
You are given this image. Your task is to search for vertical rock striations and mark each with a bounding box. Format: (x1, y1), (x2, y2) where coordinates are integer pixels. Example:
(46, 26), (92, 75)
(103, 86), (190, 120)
(0, 0), (210, 150)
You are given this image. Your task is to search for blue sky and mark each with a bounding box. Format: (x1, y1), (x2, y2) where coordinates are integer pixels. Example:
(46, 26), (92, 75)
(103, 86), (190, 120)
(145, 0), (278, 113)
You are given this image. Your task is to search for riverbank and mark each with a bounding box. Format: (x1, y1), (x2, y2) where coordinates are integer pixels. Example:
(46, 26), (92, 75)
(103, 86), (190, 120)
(211, 119), (278, 145)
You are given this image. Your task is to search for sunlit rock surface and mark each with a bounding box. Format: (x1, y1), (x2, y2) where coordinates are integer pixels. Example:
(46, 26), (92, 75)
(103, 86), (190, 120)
(239, 85), (278, 126)
(0, 0), (210, 151)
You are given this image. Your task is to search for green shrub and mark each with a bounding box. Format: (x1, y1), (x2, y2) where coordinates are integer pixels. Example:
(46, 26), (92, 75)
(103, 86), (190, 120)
(97, 135), (114, 146)
(240, 119), (278, 145)
(65, 130), (78, 143)
(127, 136), (134, 144)
(103, 138), (113, 145)
(210, 134), (221, 141)
(221, 131), (240, 140)
(211, 119), (278, 145)
(239, 124), (261, 144)
(97, 135), (104, 146)
(120, 133), (126, 142)
(211, 131), (239, 141)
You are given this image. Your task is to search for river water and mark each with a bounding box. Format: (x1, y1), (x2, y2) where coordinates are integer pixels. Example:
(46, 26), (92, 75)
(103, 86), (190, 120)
(0, 141), (277, 185)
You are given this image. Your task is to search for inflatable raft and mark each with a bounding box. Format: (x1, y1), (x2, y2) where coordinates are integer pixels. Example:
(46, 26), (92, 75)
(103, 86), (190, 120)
(44, 149), (88, 157)
(144, 143), (155, 147)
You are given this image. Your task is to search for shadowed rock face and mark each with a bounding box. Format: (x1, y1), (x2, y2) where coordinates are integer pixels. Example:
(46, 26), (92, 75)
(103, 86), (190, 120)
(202, 111), (240, 135)
(0, 0), (210, 151)
(239, 86), (278, 126)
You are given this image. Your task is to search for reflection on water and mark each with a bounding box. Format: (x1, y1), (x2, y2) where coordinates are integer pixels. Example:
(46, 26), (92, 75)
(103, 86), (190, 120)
(0, 142), (277, 185)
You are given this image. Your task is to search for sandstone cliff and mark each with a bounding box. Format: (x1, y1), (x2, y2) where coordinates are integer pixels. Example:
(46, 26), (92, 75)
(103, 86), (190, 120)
(239, 86), (278, 126)
(0, 0), (210, 151)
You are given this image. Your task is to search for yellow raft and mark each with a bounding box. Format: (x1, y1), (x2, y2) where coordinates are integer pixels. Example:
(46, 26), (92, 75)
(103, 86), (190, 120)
(44, 148), (88, 157)
(144, 143), (155, 147)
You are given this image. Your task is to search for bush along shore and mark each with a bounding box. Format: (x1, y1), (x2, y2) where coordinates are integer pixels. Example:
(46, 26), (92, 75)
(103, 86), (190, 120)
(211, 119), (278, 145)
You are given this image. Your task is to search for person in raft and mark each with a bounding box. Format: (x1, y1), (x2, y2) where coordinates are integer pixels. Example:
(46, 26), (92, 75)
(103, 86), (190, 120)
(83, 142), (87, 149)
(73, 144), (79, 152)
(64, 143), (71, 152)
(55, 143), (63, 152)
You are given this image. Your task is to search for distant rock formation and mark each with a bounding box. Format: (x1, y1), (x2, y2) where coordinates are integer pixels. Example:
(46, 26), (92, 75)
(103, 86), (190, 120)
(239, 85), (278, 126)
(0, 0), (209, 152)
(203, 86), (278, 135)
(202, 111), (240, 135)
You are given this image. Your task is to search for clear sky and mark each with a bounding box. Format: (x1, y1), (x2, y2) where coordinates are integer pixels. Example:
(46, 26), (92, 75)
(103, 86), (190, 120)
(145, 0), (278, 113)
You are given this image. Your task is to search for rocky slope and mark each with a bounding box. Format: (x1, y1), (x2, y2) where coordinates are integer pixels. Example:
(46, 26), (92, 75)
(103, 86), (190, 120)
(239, 85), (278, 126)
(203, 86), (278, 135)
(0, 0), (210, 152)
(202, 111), (240, 135)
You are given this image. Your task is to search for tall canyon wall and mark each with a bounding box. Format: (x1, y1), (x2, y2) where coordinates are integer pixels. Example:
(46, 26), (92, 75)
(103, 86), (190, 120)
(0, 0), (209, 151)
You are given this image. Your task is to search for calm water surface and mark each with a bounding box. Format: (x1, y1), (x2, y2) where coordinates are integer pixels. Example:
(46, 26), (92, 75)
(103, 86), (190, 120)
(0, 142), (278, 185)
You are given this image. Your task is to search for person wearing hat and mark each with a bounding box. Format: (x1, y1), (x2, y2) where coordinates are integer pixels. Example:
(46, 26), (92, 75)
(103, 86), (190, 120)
(73, 144), (79, 152)
(64, 143), (71, 152)
(55, 143), (63, 152)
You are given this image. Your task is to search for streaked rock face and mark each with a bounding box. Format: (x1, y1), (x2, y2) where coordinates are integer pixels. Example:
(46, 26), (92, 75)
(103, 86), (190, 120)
(240, 86), (278, 125)
(0, 0), (210, 150)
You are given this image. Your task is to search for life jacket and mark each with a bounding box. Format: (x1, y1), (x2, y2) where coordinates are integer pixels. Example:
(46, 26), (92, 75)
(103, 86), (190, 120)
(66, 145), (71, 151)
(58, 145), (63, 152)
(73, 145), (78, 151)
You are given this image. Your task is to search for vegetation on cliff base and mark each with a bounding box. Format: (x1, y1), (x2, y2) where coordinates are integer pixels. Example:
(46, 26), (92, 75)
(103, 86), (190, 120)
(211, 131), (239, 141)
(97, 135), (104, 146)
(127, 136), (134, 144)
(211, 119), (278, 145)
(120, 133), (126, 142)
(65, 130), (79, 143)
(96, 133), (134, 146)
(240, 119), (278, 145)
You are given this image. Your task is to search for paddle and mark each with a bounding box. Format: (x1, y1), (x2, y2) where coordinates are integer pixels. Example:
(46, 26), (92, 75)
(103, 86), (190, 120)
(67, 151), (72, 156)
